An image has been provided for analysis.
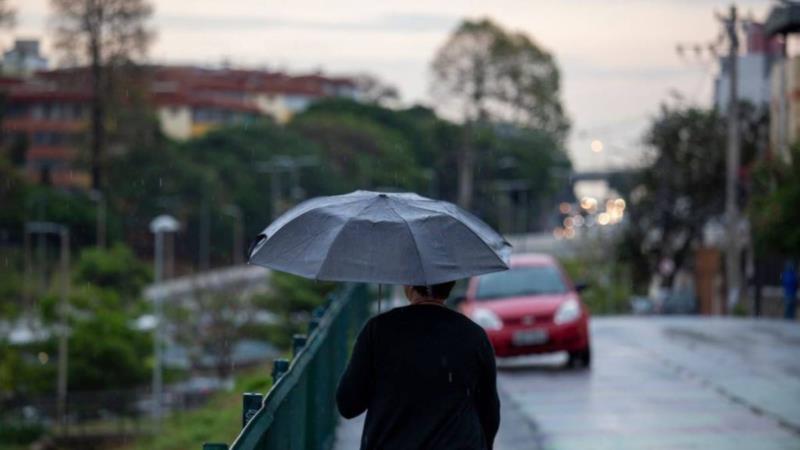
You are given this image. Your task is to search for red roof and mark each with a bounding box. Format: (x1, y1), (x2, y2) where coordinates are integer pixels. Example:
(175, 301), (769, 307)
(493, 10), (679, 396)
(8, 65), (356, 114)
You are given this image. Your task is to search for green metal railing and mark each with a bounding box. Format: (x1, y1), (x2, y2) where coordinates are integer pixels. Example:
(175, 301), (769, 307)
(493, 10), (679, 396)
(203, 283), (371, 450)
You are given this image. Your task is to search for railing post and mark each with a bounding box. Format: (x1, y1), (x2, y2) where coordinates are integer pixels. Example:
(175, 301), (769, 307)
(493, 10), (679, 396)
(308, 317), (321, 334)
(309, 306), (325, 334)
(202, 443), (228, 450)
(292, 334), (308, 358)
(271, 358), (290, 383)
(242, 392), (263, 428)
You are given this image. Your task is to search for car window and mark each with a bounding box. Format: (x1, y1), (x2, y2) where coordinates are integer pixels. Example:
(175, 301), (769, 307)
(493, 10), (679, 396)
(475, 265), (567, 300)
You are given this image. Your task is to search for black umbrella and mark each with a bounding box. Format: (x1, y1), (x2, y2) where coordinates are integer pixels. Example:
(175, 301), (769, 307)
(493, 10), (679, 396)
(248, 190), (510, 285)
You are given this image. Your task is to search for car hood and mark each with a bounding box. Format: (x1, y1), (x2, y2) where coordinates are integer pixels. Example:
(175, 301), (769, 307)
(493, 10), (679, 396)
(471, 293), (570, 320)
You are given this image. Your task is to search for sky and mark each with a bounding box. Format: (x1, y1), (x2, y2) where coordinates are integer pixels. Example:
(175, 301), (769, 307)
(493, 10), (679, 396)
(7, 0), (771, 172)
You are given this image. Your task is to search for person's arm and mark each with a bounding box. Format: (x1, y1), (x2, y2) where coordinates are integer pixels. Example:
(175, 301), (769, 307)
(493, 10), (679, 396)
(336, 320), (374, 419)
(476, 333), (500, 449)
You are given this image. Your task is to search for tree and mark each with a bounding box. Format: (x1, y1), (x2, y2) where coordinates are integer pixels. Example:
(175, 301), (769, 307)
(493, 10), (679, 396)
(471, 124), (571, 232)
(352, 74), (400, 107)
(618, 103), (765, 289)
(430, 18), (569, 208)
(250, 272), (335, 350)
(50, 0), (154, 191)
(73, 243), (151, 303)
(290, 111), (426, 193)
(67, 309), (151, 390)
(750, 145), (800, 258)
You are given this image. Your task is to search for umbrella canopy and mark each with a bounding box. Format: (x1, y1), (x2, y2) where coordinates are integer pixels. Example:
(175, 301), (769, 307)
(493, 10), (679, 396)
(248, 190), (510, 285)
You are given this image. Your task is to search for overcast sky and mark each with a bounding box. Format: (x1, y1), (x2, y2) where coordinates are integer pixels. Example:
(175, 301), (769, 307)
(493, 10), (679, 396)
(8, 0), (771, 171)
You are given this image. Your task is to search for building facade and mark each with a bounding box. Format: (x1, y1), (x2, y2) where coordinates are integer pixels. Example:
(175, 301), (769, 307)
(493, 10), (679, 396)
(0, 64), (357, 188)
(1, 39), (48, 76)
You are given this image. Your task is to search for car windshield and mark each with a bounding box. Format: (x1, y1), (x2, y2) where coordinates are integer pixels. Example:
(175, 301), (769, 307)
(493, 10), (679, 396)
(475, 266), (567, 300)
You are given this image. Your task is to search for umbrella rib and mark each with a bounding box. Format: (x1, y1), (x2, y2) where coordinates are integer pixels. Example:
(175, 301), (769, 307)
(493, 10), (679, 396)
(400, 201), (510, 246)
(262, 197), (367, 238)
(395, 202), (510, 263)
(386, 199), (428, 286)
(315, 199), (376, 281)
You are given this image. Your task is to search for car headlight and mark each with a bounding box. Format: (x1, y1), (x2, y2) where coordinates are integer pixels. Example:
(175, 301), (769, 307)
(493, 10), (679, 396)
(554, 298), (581, 325)
(471, 308), (503, 330)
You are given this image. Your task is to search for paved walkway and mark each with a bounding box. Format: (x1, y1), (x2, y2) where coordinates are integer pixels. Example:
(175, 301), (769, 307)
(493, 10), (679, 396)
(333, 317), (800, 449)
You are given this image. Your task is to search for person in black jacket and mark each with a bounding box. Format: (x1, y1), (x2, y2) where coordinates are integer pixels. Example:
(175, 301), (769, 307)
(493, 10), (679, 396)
(336, 281), (501, 450)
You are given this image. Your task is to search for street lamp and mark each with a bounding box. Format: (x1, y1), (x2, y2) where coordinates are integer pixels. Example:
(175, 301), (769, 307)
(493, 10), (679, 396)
(24, 222), (69, 427)
(149, 214), (180, 426)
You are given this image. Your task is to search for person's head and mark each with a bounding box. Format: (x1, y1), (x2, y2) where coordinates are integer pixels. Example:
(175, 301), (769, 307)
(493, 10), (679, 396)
(403, 281), (456, 304)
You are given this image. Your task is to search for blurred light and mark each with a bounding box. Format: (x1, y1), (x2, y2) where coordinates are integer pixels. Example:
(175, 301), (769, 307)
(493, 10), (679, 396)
(559, 202), (572, 214)
(554, 297), (581, 324)
(564, 228), (576, 239)
(572, 215), (585, 227)
(580, 197), (597, 211)
(553, 227), (565, 239)
(471, 308), (503, 330)
(38, 352), (48, 365)
(585, 215), (596, 227)
(563, 217), (574, 228)
(590, 139), (604, 153)
(614, 198), (626, 209)
(598, 212), (611, 226)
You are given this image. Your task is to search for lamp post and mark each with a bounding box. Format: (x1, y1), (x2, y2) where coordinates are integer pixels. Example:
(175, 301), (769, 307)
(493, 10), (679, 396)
(24, 222), (69, 427)
(149, 215), (180, 427)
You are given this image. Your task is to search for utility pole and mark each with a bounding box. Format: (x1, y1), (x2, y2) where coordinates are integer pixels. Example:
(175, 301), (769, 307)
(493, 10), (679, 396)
(721, 5), (741, 313)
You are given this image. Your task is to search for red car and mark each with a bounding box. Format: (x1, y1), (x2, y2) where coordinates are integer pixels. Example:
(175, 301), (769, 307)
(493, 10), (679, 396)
(458, 253), (591, 367)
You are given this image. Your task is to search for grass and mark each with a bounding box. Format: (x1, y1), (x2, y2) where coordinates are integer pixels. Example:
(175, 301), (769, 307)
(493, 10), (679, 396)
(120, 366), (273, 450)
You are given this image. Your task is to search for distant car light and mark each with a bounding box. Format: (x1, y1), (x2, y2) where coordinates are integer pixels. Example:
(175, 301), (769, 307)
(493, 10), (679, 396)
(554, 298), (581, 325)
(471, 308), (503, 330)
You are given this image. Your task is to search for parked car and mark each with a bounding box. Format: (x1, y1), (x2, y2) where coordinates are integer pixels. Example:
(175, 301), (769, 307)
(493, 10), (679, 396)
(456, 253), (591, 367)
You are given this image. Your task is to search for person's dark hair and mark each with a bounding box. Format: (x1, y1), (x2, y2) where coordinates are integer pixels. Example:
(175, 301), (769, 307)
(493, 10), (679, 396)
(412, 281), (456, 300)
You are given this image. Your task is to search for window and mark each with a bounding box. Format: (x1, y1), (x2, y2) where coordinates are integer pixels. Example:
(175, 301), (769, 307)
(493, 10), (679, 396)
(475, 265), (567, 300)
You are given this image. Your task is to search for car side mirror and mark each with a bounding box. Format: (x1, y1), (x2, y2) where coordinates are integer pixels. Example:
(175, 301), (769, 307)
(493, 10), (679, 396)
(574, 282), (589, 293)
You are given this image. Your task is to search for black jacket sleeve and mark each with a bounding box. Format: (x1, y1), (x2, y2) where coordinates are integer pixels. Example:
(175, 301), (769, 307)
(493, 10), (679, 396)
(336, 320), (374, 419)
(476, 333), (500, 449)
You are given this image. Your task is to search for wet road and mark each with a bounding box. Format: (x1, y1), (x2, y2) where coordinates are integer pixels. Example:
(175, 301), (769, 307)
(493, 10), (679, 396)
(334, 317), (800, 449)
(499, 317), (800, 450)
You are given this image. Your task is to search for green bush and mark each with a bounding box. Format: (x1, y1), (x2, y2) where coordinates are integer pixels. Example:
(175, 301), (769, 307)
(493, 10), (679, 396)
(561, 257), (632, 315)
(73, 243), (152, 302)
(0, 421), (45, 445)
